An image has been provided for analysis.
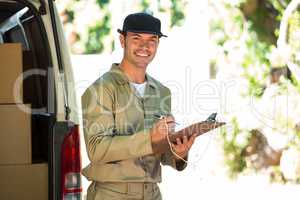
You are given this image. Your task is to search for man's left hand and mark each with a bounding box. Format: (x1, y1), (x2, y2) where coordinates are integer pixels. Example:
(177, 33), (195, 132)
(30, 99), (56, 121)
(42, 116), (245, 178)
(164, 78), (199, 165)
(171, 134), (196, 160)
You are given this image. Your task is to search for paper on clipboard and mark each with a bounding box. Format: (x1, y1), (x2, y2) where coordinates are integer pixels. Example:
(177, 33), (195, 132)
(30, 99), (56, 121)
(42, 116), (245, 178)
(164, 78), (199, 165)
(151, 120), (226, 154)
(168, 121), (226, 143)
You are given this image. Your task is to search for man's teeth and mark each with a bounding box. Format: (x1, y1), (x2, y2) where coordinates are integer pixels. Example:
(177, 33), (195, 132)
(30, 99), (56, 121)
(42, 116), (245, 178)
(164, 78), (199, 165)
(136, 52), (148, 57)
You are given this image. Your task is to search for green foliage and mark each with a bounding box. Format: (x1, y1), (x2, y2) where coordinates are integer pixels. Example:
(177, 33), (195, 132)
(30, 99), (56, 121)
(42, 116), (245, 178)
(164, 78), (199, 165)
(291, 75), (300, 93)
(209, 2), (271, 97)
(269, 166), (286, 183)
(267, 0), (289, 13)
(288, 11), (300, 65)
(221, 118), (250, 178)
(170, 0), (186, 27)
(158, 0), (166, 12)
(241, 33), (271, 97)
(140, 0), (187, 27)
(140, 0), (152, 13)
(96, 0), (110, 9)
(59, 0), (187, 53)
(65, 9), (74, 23)
(240, 0), (279, 44)
(210, 20), (227, 46)
(211, 0), (300, 181)
(84, 14), (111, 54)
(288, 123), (300, 148)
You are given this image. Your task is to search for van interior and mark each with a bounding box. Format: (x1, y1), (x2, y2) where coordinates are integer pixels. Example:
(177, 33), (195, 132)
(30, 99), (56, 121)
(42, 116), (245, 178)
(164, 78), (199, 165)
(0, 0), (55, 163)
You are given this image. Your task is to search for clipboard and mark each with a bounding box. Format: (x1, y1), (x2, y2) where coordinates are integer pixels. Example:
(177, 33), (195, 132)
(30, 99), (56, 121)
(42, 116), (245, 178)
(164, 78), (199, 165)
(168, 121), (226, 143)
(151, 113), (226, 153)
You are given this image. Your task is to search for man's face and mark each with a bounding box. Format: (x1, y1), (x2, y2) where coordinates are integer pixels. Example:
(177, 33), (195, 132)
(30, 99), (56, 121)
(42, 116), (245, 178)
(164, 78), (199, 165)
(120, 32), (159, 69)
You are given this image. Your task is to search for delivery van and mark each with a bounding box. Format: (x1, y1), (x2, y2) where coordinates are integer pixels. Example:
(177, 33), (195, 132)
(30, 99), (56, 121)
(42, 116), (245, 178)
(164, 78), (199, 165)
(0, 0), (82, 199)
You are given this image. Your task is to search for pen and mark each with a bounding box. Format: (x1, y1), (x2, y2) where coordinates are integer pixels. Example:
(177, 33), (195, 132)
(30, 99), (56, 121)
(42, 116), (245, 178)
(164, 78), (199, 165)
(154, 114), (180, 125)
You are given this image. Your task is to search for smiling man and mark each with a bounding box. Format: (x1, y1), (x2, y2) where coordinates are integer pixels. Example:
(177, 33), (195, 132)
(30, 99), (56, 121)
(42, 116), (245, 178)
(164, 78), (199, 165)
(81, 13), (196, 200)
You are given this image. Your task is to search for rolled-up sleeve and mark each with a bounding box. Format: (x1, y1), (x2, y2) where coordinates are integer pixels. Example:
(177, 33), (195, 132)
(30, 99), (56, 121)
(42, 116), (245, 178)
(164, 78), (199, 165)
(161, 147), (188, 171)
(81, 81), (153, 164)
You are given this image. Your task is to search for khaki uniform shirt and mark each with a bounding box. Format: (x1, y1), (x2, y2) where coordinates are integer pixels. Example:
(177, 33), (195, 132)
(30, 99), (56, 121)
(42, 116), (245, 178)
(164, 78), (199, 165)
(82, 63), (186, 183)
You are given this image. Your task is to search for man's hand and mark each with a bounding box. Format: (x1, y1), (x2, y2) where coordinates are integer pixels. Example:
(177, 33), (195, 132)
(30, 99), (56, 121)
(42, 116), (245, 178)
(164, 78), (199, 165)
(171, 134), (196, 160)
(150, 116), (175, 153)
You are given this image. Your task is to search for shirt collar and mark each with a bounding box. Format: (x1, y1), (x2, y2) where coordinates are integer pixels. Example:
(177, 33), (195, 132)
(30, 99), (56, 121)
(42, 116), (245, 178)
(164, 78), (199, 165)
(110, 63), (157, 89)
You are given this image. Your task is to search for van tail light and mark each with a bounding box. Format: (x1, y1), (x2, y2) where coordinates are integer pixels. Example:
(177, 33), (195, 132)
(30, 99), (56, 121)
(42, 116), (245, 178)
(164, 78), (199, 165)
(61, 125), (82, 200)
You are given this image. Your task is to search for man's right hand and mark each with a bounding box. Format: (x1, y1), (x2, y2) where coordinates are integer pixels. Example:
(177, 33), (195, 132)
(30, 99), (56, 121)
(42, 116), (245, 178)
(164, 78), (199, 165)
(150, 115), (175, 154)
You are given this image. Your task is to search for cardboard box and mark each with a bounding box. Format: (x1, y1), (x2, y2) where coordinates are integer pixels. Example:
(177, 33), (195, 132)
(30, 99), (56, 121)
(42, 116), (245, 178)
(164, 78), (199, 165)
(0, 104), (31, 164)
(0, 163), (48, 200)
(0, 43), (23, 104)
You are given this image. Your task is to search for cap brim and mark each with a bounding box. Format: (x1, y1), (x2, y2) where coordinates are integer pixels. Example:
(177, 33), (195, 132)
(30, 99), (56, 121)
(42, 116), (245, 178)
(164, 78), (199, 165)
(117, 29), (167, 37)
(117, 29), (124, 34)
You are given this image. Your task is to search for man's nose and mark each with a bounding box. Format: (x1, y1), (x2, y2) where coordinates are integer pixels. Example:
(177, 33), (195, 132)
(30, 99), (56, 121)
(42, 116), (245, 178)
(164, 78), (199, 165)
(139, 40), (149, 49)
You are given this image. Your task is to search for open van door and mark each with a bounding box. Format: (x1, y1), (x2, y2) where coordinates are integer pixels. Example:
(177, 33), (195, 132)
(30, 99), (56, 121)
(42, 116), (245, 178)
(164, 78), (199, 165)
(0, 0), (82, 199)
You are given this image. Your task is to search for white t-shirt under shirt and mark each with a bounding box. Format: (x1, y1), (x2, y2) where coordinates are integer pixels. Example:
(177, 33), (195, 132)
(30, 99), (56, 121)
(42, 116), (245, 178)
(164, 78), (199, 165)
(130, 81), (147, 98)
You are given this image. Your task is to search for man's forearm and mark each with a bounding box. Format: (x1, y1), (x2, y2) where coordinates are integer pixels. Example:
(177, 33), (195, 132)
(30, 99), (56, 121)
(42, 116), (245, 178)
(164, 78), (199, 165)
(87, 129), (153, 164)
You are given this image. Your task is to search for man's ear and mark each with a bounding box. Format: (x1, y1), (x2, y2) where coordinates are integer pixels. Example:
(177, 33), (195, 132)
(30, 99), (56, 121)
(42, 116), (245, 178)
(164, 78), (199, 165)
(119, 34), (125, 48)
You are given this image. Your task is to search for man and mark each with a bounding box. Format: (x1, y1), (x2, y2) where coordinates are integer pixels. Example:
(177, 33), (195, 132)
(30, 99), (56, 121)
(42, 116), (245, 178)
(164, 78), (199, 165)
(82, 13), (197, 200)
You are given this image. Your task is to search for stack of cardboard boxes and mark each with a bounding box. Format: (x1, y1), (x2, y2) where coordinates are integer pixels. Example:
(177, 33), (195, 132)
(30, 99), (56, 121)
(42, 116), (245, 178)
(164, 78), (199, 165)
(0, 43), (48, 200)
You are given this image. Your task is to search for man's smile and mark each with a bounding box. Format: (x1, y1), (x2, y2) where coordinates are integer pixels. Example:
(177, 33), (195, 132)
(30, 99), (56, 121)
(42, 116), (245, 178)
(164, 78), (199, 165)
(134, 51), (150, 57)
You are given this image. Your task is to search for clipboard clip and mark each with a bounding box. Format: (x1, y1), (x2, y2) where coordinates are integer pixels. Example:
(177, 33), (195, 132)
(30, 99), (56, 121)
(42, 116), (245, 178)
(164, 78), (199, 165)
(205, 113), (217, 122)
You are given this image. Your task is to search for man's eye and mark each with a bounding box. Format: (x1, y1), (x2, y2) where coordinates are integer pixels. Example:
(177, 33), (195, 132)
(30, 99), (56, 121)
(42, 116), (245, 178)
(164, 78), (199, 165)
(149, 40), (157, 44)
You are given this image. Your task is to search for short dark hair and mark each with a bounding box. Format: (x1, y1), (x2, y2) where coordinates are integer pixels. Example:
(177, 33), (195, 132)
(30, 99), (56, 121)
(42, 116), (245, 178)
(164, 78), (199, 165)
(121, 32), (127, 37)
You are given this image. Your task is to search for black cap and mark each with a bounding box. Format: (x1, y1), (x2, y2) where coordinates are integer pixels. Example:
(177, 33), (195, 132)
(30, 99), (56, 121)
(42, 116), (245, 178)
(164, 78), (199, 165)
(117, 13), (167, 37)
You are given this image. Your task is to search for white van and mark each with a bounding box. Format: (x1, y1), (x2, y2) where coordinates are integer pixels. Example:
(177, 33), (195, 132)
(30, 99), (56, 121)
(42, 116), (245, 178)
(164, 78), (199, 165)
(0, 0), (82, 199)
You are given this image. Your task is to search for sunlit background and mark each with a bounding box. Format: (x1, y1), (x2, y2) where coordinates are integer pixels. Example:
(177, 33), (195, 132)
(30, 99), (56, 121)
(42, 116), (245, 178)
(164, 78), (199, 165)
(55, 0), (300, 199)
